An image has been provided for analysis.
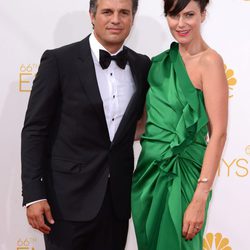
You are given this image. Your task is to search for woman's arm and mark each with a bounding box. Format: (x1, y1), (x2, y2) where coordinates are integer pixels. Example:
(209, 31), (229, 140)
(134, 105), (147, 141)
(182, 50), (228, 240)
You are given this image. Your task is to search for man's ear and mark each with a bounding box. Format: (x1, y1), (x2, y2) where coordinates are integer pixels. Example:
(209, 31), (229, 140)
(89, 11), (95, 29)
(132, 16), (135, 25)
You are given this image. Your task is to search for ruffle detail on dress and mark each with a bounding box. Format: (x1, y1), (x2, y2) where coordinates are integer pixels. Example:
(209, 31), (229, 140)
(167, 42), (208, 156)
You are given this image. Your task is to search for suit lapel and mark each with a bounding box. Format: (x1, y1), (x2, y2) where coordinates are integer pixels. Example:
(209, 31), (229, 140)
(112, 48), (140, 145)
(76, 37), (110, 142)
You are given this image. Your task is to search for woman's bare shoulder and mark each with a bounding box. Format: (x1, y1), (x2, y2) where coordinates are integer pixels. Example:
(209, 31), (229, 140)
(200, 48), (224, 68)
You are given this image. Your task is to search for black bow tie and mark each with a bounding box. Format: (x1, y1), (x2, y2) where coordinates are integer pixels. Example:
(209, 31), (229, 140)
(99, 49), (127, 69)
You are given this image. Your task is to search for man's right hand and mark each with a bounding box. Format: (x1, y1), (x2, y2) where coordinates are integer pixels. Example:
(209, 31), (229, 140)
(26, 200), (55, 234)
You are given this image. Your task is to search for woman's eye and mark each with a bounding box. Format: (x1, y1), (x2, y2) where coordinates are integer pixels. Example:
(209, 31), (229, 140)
(186, 13), (194, 18)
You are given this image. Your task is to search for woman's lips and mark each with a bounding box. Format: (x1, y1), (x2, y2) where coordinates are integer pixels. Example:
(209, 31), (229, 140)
(176, 30), (190, 37)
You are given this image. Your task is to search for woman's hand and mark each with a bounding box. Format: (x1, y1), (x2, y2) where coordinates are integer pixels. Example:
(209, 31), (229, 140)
(182, 189), (208, 240)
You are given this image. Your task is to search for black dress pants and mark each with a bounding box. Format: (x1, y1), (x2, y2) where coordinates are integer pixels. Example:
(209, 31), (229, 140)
(44, 181), (129, 250)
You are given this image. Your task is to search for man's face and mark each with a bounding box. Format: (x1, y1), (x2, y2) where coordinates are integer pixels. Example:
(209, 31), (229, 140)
(90, 0), (134, 53)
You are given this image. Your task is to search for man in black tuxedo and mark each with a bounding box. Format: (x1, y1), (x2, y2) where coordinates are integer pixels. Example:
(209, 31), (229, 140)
(21, 0), (150, 249)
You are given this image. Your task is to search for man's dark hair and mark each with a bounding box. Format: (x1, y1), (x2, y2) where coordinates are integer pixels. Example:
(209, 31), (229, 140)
(89, 0), (139, 16)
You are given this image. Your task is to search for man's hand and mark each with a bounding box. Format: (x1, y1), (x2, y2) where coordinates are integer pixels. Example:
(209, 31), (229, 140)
(26, 200), (55, 234)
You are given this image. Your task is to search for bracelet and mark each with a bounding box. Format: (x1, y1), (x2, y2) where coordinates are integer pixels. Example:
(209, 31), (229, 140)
(198, 177), (208, 183)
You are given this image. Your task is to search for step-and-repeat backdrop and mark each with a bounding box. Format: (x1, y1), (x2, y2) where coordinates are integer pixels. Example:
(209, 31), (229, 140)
(1, 0), (249, 249)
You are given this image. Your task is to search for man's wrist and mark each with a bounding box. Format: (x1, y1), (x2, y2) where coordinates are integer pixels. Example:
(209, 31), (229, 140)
(26, 199), (47, 207)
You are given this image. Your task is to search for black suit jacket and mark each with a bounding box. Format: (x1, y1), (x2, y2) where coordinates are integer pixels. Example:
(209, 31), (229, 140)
(21, 35), (151, 221)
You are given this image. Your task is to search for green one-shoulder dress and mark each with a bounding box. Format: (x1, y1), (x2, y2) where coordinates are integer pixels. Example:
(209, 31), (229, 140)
(132, 42), (212, 250)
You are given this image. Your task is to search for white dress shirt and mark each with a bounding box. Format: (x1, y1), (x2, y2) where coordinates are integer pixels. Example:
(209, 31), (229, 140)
(89, 33), (135, 141)
(26, 34), (135, 206)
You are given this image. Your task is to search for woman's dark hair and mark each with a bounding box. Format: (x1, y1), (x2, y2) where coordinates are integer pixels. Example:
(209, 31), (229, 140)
(163, 0), (209, 16)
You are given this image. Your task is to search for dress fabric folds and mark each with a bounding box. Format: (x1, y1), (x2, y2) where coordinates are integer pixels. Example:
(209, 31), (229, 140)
(132, 42), (212, 250)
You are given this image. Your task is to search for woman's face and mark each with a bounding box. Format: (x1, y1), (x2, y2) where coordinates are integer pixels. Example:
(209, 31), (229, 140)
(167, 0), (206, 45)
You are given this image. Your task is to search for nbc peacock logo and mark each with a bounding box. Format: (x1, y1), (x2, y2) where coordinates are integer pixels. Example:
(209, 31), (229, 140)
(203, 232), (232, 250)
(224, 64), (237, 98)
(245, 145), (250, 156)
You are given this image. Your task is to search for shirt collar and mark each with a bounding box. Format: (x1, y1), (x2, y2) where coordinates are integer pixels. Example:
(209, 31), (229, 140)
(89, 32), (124, 63)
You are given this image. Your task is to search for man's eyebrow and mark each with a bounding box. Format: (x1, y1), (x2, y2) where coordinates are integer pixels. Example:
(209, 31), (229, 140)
(100, 7), (131, 11)
(100, 8), (113, 11)
(120, 8), (131, 12)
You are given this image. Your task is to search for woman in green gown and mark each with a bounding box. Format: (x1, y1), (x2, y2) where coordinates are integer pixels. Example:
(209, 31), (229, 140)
(132, 0), (228, 249)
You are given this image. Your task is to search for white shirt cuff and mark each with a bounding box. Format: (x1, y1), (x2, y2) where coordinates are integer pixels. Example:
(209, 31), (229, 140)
(25, 199), (47, 207)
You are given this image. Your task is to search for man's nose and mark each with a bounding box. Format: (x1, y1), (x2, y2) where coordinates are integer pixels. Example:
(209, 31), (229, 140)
(111, 12), (120, 24)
